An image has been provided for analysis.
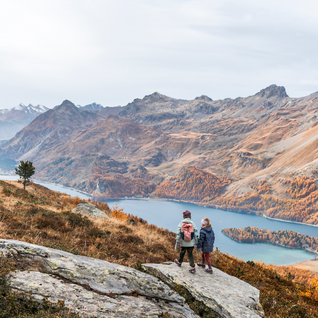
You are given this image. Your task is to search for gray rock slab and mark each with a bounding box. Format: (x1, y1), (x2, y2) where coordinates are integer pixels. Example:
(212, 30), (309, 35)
(72, 203), (109, 219)
(8, 271), (198, 317)
(142, 262), (265, 318)
(0, 239), (185, 304)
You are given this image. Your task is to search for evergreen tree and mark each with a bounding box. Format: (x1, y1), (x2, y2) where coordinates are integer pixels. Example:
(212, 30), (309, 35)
(15, 160), (35, 190)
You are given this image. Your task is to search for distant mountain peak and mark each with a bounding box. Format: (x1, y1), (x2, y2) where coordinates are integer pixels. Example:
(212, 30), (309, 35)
(256, 84), (288, 99)
(54, 99), (78, 110)
(194, 95), (213, 102)
(140, 92), (172, 103)
(77, 102), (104, 111)
(60, 100), (75, 107)
(2, 103), (48, 114)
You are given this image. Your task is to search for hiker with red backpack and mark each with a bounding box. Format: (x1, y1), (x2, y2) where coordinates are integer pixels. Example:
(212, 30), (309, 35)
(196, 217), (215, 274)
(174, 210), (199, 274)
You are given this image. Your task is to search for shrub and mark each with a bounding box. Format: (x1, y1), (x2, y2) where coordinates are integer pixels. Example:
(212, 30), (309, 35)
(63, 212), (93, 228)
(87, 227), (111, 238)
(2, 187), (12, 196)
(35, 215), (68, 232)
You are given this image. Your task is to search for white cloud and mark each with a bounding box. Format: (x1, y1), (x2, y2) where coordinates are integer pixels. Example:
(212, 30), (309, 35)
(0, 0), (318, 108)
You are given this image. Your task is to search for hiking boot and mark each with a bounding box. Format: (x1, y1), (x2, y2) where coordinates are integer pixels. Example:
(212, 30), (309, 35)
(189, 267), (196, 274)
(197, 262), (205, 267)
(174, 259), (181, 267)
(205, 268), (213, 274)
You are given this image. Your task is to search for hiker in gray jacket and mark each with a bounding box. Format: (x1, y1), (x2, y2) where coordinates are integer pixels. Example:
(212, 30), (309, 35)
(174, 210), (199, 274)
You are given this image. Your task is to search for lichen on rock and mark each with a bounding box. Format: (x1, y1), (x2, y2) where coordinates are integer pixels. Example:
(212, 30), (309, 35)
(1, 239), (197, 317)
(142, 262), (265, 318)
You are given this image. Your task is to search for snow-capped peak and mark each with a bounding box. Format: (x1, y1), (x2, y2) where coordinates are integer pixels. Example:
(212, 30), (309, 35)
(3, 104), (49, 114)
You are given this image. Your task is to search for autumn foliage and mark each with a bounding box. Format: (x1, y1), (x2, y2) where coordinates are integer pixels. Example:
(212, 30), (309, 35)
(211, 175), (318, 225)
(88, 171), (156, 199)
(155, 166), (231, 201)
(222, 226), (318, 252)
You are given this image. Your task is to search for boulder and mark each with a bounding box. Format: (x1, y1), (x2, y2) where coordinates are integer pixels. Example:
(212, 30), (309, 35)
(72, 203), (109, 219)
(9, 271), (197, 317)
(1, 239), (197, 317)
(0, 239), (265, 318)
(142, 262), (265, 318)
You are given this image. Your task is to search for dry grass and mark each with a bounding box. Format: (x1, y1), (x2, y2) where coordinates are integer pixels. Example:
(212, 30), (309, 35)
(2, 179), (318, 317)
(0, 180), (178, 267)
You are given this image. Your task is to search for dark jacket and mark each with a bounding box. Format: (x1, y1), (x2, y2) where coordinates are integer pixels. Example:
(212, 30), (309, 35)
(197, 226), (215, 253)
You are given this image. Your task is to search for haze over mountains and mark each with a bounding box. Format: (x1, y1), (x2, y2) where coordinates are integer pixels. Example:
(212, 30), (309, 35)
(0, 103), (107, 144)
(0, 104), (49, 142)
(2, 84), (318, 222)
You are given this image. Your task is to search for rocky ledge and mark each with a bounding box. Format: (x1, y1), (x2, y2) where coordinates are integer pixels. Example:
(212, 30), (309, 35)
(142, 263), (264, 318)
(1, 239), (196, 317)
(0, 239), (264, 317)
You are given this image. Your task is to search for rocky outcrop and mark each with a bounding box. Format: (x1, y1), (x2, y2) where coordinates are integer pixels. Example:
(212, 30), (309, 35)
(72, 203), (109, 219)
(0, 239), (265, 317)
(9, 271), (196, 318)
(1, 239), (197, 317)
(0, 240), (264, 318)
(142, 262), (265, 318)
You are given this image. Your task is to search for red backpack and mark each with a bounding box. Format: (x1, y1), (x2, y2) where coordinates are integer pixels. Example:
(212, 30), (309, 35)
(181, 223), (194, 242)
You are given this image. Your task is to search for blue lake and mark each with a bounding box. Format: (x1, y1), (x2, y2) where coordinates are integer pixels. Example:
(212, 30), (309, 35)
(107, 199), (318, 266)
(1, 175), (317, 266)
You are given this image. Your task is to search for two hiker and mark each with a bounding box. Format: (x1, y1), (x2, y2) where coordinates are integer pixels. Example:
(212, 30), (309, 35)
(174, 209), (215, 274)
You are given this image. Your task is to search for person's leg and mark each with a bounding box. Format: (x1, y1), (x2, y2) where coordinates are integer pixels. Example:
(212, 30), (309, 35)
(197, 252), (205, 266)
(204, 252), (213, 273)
(187, 247), (195, 268)
(202, 252), (207, 265)
(206, 252), (211, 267)
(178, 247), (187, 264)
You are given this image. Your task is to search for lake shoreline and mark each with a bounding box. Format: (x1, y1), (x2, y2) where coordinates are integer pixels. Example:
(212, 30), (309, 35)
(2, 174), (318, 228)
(1, 176), (318, 266)
(1, 175), (318, 229)
(108, 195), (318, 229)
(222, 231), (318, 260)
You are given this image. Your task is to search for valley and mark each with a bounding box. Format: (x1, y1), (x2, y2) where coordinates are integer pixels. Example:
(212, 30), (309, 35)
(2, 85), (318, 226)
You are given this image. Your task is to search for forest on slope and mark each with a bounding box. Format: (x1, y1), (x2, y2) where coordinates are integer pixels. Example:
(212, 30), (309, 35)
(222, 226), (318, 253)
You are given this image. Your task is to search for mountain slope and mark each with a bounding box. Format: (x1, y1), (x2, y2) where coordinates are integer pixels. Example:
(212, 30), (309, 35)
(3, 85), (318, 224)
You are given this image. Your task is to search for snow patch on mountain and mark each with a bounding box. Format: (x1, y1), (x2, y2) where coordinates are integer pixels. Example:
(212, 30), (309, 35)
(0, 104), (49, 114)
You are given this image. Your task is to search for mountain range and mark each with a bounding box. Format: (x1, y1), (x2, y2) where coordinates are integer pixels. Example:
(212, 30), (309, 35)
(0, 102), (106, 143)
(2, 85), (318, 224)
(0, 104), (49, 142)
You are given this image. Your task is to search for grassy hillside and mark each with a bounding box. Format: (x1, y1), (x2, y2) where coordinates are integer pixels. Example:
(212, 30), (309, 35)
(1, 180), (318, 317)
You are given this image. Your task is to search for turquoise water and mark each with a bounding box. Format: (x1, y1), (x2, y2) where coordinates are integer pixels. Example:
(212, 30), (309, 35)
(107, 199), (318, 266)
(1, 174), (317, 265)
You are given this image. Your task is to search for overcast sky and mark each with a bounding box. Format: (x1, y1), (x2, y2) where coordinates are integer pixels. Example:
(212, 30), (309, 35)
(1, 0), (318, 109)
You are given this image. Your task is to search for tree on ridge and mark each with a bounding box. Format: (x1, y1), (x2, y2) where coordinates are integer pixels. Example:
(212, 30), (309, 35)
(15, 160), (35, 190)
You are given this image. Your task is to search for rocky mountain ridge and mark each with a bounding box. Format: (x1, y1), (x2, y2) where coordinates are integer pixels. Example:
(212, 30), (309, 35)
(3, 85), (318, 224)
(0, 103), (49, 141)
